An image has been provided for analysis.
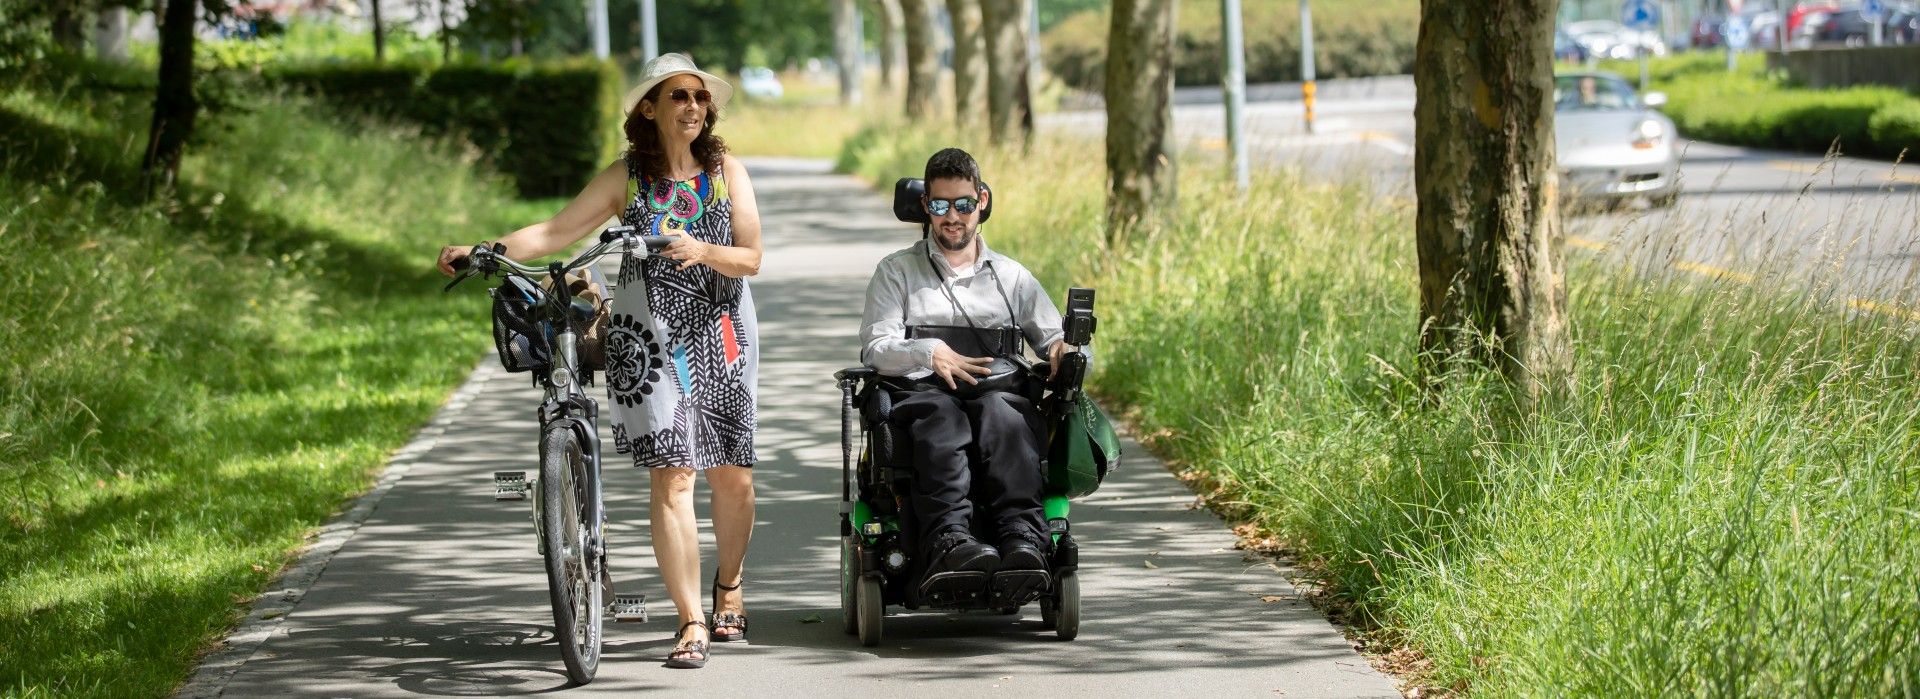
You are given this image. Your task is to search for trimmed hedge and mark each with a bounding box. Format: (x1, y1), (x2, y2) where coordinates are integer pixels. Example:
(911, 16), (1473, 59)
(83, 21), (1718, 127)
(1043, 1), (1418, 92)
(264, 59), (625, 198)
(1628, 55), (1920, 161)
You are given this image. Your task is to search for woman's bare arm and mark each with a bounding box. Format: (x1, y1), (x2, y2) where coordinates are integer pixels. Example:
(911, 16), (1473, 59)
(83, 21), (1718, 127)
(437, 160), (627, 275)
(660, 154), (763, 278)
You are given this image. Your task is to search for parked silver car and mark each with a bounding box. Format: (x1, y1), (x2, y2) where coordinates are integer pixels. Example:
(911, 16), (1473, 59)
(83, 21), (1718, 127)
(1555, 72), (1681, 207)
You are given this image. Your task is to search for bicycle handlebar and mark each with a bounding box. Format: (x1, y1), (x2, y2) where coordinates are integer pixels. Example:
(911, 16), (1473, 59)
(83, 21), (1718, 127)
(446, 225), (675, 287)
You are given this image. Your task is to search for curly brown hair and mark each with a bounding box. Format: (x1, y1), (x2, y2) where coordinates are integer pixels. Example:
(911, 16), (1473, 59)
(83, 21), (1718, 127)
(623, 82), (728, 181)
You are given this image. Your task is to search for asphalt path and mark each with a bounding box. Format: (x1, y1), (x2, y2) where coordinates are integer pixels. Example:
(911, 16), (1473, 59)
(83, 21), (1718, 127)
(180, 158), (1402, 698)
(1044, 76), (1920, 317)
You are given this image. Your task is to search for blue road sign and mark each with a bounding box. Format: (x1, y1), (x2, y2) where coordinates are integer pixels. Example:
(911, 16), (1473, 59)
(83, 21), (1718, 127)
(1621, 0), (1659, 30)
(1725, 16), (1752, 49)
(1863, 0), (1886, 23)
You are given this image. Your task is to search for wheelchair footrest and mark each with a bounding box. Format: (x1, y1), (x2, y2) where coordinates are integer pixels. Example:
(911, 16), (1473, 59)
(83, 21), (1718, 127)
(494, 471), (530, 500)
(917, 571), (990, 606)
(989, 570), (1052, 608)
(609, 594), (648, 623)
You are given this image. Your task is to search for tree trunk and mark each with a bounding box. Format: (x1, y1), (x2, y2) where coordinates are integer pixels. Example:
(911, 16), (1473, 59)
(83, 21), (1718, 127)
(142, 0), (198, 199)
(833, 0), (863, 105)
(440, 0), (452, 61)
(900, 0), (940, 120)
(947, 0), (986, 126)
(95, 6), (130, 62)
(370, 0), (386, 62)
(50, 0), (88, 54)
(981, 0), (1031, 145)
(1413, 0), (1571, 401)
(875, 0), (905, 93)
(1103, 0), (1176, 243)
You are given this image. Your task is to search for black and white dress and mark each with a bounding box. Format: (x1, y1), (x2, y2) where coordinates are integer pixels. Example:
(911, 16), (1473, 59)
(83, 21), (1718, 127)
(604, 159), (758, 470)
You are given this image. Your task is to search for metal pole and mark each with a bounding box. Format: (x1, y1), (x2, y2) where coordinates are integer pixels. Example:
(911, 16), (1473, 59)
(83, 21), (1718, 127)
(1026, 0), (1042, 100)
(1872, 19), (1884, 46)
(641, 0), (658, 60)
(590, 0), (609, 58)
(1299, 0), (1315, 134)
(1639, 44), (1648, 91)
(1223, 0), (1249, 191)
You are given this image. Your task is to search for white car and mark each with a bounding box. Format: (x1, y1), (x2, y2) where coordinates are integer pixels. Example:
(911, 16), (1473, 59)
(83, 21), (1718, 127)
(1554, 72), (1681, 207)
(738, 66), (784, 101)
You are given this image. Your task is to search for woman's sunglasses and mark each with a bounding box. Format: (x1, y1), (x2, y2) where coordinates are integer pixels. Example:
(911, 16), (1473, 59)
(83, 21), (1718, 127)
(665, 88), (712, 106)
(925, 196), (980, 217)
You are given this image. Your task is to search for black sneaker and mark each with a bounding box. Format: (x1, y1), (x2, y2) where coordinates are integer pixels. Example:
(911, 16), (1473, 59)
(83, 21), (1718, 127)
(924, 528), (1000, 576)
(988, 527), (1052, 607)
(995, 528), (1049, 572)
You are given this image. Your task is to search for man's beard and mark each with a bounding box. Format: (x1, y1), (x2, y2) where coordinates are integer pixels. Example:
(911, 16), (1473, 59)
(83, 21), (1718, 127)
(935, 224), (976, 252)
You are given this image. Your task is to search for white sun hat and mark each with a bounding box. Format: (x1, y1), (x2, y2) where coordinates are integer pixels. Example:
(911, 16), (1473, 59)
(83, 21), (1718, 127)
(620, 52), (734, 118)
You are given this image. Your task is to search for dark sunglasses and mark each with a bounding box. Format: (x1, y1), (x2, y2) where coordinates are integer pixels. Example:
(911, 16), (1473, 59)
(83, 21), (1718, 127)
(925, 196), (979, 217)
(666, 88), (712, 105)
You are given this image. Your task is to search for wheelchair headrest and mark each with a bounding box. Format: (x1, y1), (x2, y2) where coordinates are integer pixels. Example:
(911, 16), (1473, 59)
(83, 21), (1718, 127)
(892, 177), (993, 225)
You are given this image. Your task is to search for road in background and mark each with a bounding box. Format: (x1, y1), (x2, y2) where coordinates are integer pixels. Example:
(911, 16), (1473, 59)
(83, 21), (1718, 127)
(1043, 76), (1920, 317)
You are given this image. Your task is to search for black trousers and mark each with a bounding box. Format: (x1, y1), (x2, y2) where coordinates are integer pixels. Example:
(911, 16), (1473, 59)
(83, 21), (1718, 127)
(889, 389), (1047, 548)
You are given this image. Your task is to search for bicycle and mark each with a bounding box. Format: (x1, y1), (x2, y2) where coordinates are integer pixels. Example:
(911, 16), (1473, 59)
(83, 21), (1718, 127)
(445, 224), (671, 685)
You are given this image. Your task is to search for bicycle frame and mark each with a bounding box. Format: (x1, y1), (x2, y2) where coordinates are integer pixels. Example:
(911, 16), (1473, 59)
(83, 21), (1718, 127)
(453, 226), (669, 598)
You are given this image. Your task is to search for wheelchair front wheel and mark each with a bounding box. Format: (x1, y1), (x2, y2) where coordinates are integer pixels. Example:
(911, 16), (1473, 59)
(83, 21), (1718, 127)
(856, 575), (884, 647)
(1052, 573), (1080, 641)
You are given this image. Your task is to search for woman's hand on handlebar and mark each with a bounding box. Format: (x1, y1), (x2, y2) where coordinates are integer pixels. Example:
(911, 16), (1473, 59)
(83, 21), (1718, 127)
(437, 244), (476, 278)
(660, 231), (712, 271)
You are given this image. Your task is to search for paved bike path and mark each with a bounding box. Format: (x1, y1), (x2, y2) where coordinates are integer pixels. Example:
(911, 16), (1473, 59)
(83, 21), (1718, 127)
(189, 158), (1401, 698)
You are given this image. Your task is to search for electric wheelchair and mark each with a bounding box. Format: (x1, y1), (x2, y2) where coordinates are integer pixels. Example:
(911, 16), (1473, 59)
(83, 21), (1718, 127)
(834, 178), (1118, 646)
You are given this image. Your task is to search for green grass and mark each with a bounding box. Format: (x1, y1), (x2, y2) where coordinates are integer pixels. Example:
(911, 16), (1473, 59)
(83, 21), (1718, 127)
(839, 125), (1920, 695)
(0, 58), (545, 696)
(1601, 52), (1920, 160)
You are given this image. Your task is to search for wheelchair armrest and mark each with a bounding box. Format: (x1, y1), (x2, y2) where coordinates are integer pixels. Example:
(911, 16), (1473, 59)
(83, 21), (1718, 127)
(835, 366), (878, 382)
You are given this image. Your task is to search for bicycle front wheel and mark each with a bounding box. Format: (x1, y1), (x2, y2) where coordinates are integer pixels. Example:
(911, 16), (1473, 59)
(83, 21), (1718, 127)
(540, 425), (602, 685)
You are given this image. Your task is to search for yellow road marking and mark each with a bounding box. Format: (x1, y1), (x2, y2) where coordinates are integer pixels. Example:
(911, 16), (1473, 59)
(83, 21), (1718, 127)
(1673, 260), (1755, 284)
(1566, 236), (1610, 251)
(1769, 159), (1920, 184)
(1848, 298), (1920, 322)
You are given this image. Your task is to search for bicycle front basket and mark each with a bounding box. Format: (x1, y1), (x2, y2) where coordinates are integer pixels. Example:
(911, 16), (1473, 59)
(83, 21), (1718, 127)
(491, 276), (551, 373)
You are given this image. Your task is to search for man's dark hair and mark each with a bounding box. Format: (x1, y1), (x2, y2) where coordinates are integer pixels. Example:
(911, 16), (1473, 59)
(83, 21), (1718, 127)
(924, 147), (982, 188)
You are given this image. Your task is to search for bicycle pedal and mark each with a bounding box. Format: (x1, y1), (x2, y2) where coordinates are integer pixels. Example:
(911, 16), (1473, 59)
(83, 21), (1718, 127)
(610, 594), (648, 623)
(493, 471), (529, 500)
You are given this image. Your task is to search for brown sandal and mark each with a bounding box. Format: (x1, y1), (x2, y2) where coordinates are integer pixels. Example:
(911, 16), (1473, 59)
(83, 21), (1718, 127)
(710, 572), (748, 642)
(665, 620), (709, 669)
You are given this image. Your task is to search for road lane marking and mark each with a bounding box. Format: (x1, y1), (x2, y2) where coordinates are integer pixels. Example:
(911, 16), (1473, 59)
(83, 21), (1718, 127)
(1566, 236), (1610, 251)
(1673, 260), (1756, 284)
(1356, 130), (1412, 156)
(1769, 159), (1920, 185)
(1848, 298), (1920, 322)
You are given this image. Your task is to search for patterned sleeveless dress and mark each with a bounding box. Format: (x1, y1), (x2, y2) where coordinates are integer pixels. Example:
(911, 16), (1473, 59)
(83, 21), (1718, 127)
(604, 159), (758, 470)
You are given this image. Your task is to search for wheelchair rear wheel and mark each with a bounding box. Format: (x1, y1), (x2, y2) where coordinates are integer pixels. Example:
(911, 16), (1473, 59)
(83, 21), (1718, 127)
(856, 575), (884, 647)
(839, 537), (858, 635)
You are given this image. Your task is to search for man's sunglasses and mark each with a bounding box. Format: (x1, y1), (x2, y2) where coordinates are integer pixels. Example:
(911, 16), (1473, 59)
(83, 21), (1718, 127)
(665, 88), (713, 105)
(925, 196), (980, 217)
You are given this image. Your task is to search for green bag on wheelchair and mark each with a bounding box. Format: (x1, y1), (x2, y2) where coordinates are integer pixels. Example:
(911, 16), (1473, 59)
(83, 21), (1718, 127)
(1046, 394), (1122, 499)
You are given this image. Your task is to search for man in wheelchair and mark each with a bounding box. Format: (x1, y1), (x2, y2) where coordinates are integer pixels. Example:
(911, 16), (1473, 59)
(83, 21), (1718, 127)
(858, 148), (1081, 604)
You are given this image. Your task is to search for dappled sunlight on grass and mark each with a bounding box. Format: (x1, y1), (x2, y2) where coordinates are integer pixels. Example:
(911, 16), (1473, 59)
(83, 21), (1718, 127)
(0, 61), (520, 695)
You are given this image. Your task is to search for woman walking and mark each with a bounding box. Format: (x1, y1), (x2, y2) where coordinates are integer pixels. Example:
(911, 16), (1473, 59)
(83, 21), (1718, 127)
(437, 53), (760, 669)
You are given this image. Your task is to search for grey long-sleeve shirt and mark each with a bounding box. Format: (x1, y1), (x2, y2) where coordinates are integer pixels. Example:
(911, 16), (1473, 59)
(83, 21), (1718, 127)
(860, 237), (1068, 379)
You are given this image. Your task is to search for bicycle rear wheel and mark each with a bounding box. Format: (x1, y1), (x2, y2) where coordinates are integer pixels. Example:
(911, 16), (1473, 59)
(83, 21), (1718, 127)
(541, 426), (602, 685)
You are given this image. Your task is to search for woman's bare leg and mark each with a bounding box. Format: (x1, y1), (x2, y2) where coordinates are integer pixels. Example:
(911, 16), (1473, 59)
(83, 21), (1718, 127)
(705, 464), (755, 632)
(651, 467), (708, 651)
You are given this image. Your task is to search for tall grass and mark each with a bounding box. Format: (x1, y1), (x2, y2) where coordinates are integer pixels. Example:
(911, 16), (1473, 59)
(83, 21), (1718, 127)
(0, 59), (540, 696)
(840, 126), (1920, 695)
